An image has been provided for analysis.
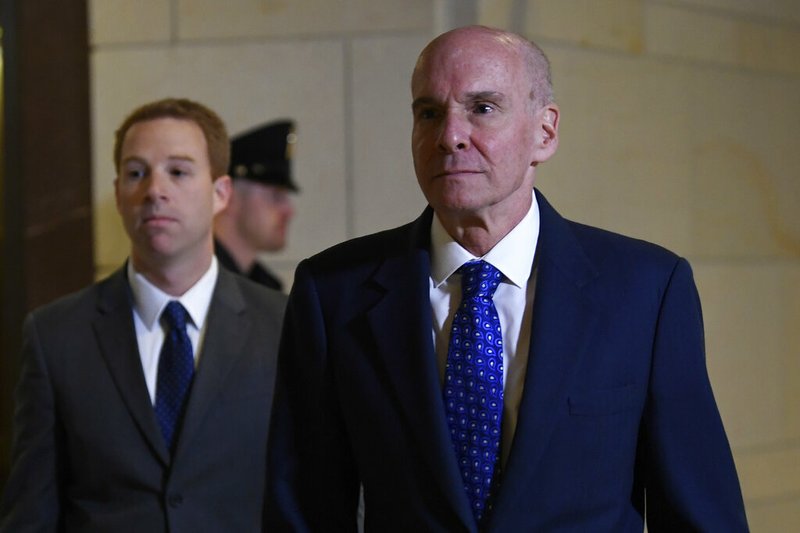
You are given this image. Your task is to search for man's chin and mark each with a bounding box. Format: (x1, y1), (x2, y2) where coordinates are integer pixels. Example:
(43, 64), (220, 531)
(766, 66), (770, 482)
(259, 243), (285, 253)
(134, 236), (179, 261)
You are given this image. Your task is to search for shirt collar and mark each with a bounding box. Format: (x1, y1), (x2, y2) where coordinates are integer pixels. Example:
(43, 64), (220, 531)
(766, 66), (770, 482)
(430, 190), (540, 289)
(127, 257), (219, 330)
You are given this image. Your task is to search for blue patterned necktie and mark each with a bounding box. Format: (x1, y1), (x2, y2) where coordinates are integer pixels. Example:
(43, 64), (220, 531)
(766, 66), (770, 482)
(443, 260), (504, 525)
(154, 301), (195, 452)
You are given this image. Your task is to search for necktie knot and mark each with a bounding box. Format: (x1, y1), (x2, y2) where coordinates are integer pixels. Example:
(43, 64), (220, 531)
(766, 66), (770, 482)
(458, 260), (502, 300)
(162, 301), (189, 331)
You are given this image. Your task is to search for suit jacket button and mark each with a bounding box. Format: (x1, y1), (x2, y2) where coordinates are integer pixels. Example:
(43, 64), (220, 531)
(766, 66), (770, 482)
(168, 494), (183, 508)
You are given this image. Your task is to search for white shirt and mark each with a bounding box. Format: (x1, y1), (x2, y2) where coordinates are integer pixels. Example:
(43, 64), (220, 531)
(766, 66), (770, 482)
(429, 191), (539, 464)
(127, 258), (219, 404)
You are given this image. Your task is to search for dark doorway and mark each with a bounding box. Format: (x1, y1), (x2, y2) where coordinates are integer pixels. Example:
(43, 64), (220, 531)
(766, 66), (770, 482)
(0, 0), (94, 485)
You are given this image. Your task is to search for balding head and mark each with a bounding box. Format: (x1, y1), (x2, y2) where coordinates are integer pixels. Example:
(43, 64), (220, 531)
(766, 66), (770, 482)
(413, 25), (553, 108)
(409, 25), (560, 255)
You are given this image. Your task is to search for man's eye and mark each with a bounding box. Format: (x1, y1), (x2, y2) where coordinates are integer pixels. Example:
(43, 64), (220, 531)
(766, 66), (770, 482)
(416, 108), (439, 120)
(474, 103), (494, 114)
(126, 168), (145, 179)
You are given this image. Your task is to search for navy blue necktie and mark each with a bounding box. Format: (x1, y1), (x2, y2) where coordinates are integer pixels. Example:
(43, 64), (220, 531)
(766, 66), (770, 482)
(154, 301), (195, 451)
(443, 260), (504, 525)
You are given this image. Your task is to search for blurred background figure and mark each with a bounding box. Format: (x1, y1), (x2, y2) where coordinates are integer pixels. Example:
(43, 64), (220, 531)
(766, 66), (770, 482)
(214, 120), (298, 291)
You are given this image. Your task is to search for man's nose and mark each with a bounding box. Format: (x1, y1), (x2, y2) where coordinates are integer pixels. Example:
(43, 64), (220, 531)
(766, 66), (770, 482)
(143, 172), (170, 201)
(437, 111), (470, 153)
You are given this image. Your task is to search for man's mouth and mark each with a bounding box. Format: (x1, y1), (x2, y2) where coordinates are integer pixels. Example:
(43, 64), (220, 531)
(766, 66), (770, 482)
(142, 213), (177, 226)
(435, 169), (481, 178)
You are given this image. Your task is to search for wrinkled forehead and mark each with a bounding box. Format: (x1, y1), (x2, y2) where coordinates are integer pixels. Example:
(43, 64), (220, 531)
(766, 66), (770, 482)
(411, 32), (528, 97)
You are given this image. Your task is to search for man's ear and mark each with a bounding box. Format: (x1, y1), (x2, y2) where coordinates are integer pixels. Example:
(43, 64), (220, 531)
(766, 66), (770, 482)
(212, 175), (232, 215)
(113, 177), (121, 210)
(531, 104), (559, 166)
(541, 105), (559, 146)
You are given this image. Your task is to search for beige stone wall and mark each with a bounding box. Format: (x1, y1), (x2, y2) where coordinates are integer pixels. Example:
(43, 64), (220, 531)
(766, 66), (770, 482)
(90, 1), (799, 529)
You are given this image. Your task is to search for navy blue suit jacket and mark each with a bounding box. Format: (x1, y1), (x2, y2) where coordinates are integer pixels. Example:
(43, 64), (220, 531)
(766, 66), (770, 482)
(267, 190), (748, 532)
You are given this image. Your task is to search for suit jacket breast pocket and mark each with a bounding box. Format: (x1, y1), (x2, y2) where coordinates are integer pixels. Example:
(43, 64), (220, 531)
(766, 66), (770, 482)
(568, 384), (640, 416)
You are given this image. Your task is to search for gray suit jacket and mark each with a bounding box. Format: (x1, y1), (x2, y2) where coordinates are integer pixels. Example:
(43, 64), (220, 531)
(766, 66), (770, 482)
(0, 266), (286, 532)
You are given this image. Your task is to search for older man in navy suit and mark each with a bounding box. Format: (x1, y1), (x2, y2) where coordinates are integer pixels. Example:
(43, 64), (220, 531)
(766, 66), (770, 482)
(1, 98), (285, 532)
(267, 26), (748, 532)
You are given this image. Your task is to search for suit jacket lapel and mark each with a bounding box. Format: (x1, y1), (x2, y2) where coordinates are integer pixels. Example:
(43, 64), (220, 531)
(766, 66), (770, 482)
(93, 268), (170, 464)
(364, 209), (476, 531)
(174, 268), (250, 456)
(490, 191), (600, 529)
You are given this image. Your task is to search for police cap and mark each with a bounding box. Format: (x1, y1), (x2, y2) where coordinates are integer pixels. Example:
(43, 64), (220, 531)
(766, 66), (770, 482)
(229, 120), (298, 191)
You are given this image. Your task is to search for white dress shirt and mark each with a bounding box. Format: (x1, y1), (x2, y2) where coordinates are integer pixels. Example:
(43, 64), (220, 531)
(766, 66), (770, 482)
(429, 190), (539, 464)
(127, 258), (219, 404)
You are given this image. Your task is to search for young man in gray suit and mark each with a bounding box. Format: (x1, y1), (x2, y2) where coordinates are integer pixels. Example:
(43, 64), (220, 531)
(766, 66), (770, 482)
(0, 98), (286, 532)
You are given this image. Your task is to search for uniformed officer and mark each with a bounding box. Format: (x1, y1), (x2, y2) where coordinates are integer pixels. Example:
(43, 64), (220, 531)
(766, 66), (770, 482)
(214, 120), (298, 291)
